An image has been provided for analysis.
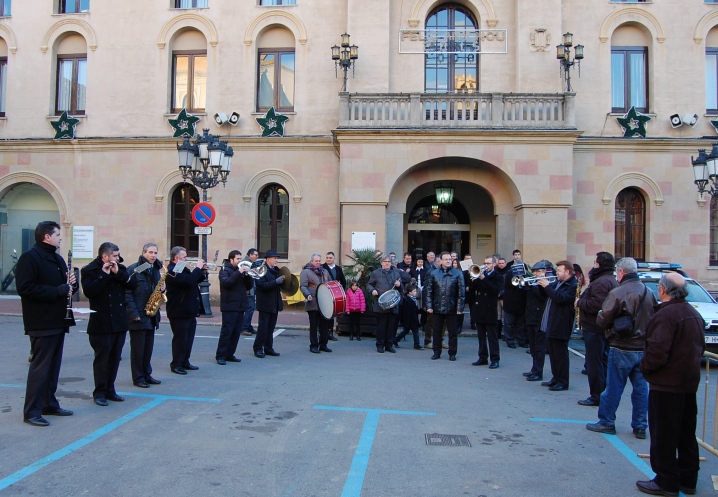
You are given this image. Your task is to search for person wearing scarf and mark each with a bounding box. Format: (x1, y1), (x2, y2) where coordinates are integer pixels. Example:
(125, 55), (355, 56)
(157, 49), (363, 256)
(300, 253), (332, 353)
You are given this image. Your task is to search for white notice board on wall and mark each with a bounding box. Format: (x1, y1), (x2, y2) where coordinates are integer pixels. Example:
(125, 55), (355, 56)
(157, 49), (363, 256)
(72, 226), (95, 258)
(351, 232), (376, 251)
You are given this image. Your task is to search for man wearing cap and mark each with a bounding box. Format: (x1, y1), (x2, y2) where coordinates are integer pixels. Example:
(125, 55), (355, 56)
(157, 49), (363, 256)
(253, 249), (284, 358)
(216, 250), (253, 365)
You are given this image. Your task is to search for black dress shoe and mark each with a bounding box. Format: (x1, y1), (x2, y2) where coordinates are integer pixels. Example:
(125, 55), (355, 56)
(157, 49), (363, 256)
(581, 368), (588, 375)
(414, 345), (424, 350)
(216, 359), (227, 365)
(526, 375), (543, 381)
(449, 354), (456, 361)
(254, 351), (266, 358)
(633, 428), (647, 439)
(106, 393), (124, 402)
(183, 364), (199, 370)
(24, 416), (50, 426)
(548, 384), (568, 391)
(94, 398), (109, 406)
(489, 362), (499, 369)
(431, 353), (440, 360)
(226, 356), (241, 363)
(146, 376), (161, 385)
(319, 346), (332, 353)
(328, 334), (338, 341)
(635, 480), (678, 497)
(541, 381), (556, 387)
(310, 346), (320, 354)
(522, 372), (533, 377)
(134, 380), (150, 388)
(264, 350), (280, 357)
(171, 367), (187, 375)
(377, 347), (385, 353)
(507, 343), (517, 349)
(680, 486), (697, 495)
(470, 324), (476, 330)
(385, 346), (396, 353)
(392, 341), (400, 348)
(578, 398), (599, 406)
(472, 360), (488, 366)
(42, 407), (73, 416)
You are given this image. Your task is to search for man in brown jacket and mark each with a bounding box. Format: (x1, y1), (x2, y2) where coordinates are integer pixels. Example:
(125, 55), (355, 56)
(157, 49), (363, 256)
(636, 273), (705, 497)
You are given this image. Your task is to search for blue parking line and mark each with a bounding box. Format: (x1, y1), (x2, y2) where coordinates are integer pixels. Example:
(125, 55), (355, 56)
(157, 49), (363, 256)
(314, 406), (435, 497)
(0, 384), (221, 492)
(531, 417), (655, 478)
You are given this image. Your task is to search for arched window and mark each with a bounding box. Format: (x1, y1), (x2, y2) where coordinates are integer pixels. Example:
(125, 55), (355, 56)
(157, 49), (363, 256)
(611, 24), (650, 113)
(171, 184), (199, 257)
(257, 183), (289, 258)
(706, 26), (718, 114)
(256, 27), (295, 112)
(424, 3), (479, 94)
(711, 196), (718, 266)
(55, 33), (87, 115)
(171, 29), (207, 113)
(614, 187), (645, 261)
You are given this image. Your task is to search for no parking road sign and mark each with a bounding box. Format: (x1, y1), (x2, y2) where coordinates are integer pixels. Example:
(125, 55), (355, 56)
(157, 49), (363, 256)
(191, 202), (216, 227)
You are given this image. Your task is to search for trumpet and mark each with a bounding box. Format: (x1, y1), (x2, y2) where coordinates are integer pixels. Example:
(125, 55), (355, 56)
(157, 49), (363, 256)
(238, 259), (268, 279)
(511, 275), (557, 287)
(468, 264), (486, 280)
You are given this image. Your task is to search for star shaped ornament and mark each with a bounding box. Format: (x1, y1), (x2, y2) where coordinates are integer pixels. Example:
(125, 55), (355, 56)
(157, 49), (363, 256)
(50, 111), (81, 140)
(616, 106), (651, 138)
(168, 108), (201, 138)
(710, 118), (718, 134)
(256, 107), (289, 137)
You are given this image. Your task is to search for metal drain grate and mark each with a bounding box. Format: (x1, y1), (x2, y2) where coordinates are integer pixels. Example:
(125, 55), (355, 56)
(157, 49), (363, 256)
(425, 433), (471, 447)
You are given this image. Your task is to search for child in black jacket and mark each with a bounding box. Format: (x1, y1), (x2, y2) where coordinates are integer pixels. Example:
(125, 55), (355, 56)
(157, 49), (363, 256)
(393, 285), (422, 349)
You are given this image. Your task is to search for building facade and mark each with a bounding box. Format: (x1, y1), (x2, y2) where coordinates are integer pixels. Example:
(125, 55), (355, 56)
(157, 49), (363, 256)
(0, 0), (716, 287)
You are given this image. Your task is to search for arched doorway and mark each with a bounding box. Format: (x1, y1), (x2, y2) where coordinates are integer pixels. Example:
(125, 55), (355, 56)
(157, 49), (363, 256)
(0, 183), (60, 291)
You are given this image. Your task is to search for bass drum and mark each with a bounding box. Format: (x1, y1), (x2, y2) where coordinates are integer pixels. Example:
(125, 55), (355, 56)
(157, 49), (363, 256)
(317, 281), (347, 320)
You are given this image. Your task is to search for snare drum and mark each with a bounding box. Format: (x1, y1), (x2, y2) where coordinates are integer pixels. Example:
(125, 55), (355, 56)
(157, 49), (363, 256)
(317, 281), (347, 320)
(378, 289), (401, 311)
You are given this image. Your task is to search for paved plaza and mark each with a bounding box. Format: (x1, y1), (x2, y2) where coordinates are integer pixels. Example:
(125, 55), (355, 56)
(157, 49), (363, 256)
(1, 313), (716, 496)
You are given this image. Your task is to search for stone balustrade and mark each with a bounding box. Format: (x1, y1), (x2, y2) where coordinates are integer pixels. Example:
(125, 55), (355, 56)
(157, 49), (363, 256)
(338, 92), (575, 129)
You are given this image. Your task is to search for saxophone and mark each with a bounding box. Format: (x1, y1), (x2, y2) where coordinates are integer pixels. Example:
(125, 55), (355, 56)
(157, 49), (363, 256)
(145, 266), (168, 317)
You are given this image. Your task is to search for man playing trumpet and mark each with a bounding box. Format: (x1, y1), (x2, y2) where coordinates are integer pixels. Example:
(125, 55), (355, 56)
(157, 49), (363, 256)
(216, 250), (253, 364)
(125, 243), (164, 388)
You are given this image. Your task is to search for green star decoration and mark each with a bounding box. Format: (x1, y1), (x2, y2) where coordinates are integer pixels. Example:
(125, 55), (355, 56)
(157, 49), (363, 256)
(616, 106), (652, 138)
(256, 107), (289, 137)
(710, 118), (718, 134)
(50, 111), (81, 140)
(168, 108), (201, 138)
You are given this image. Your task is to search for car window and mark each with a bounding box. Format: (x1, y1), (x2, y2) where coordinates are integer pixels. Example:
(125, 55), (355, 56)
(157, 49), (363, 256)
(643, 280), (716, 304)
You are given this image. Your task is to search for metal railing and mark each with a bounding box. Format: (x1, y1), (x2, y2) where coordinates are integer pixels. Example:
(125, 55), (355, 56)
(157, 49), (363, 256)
(338, 92), (576, 130)
(698, 351), (718, 457)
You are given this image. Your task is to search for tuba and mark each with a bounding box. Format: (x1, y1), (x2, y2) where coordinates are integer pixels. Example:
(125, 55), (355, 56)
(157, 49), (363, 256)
(145, 266), (168, 317)
(239, 259), (268, 279)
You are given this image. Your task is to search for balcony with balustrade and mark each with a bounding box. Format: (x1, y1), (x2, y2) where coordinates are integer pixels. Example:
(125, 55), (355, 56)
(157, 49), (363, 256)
(337, 92), (576, 130)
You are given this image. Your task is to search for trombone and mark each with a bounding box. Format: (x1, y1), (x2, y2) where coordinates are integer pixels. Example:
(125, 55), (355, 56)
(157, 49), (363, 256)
(511, 275), (557, 287)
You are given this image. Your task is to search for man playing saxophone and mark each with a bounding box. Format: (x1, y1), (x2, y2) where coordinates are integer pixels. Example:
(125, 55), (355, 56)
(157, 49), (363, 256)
(125, 243), (164, 388)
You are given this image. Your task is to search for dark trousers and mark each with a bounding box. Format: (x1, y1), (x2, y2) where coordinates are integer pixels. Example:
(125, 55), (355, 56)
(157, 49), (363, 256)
(375, 312), (395, 349)
(169, 317), (196, 368)
(254, 311), (277, 352)
(526, 324), (546, 376)
(584, 331), (609, 402)
(391, 303), (402, 340)
(327, 317), (335, 336)
(241, 294), (255, 332)
(24, 332), (65, 419)
(503, 311), (526, 346)
(88, 332), (126, 399)
(476, 323), (500, 363)
(130, 329), (155, 383)
(307, 310), (329, 347)
(424, 312), (433, 345)
(216, 311), (245, 360)
(648, 390), (700, 492)
(432, 313), (458, 355)
(547, 337), (569, 387)
(348, 312), (362, 338)
(395, 325), (420, 347)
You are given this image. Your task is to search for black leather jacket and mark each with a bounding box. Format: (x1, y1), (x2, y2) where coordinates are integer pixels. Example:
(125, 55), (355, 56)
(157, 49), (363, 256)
(425, 267), (465, 314)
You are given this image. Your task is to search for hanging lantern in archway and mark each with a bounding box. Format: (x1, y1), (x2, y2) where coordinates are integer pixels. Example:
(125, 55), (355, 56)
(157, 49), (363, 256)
(431, 204), (441, 216)
(434, 182), (455, 205)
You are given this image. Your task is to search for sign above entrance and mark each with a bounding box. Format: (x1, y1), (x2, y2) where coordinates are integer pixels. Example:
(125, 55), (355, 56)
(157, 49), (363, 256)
(399, 29), (508, 55)
(191, 202), (216, 227)
(352, 232), (376, 251)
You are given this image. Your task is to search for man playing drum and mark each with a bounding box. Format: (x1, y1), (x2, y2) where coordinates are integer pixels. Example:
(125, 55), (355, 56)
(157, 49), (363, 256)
(367, 254), (404, 354)
(300, 253), (333, 353)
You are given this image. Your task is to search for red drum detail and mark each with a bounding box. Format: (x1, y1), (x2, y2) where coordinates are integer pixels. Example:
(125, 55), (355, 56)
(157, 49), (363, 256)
(317, 281), (346, 319)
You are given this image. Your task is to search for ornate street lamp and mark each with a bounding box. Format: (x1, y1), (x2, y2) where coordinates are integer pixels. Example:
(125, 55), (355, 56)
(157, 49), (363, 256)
(331, 33), (359, 92)
(556, 32), (584, 92)
(177, 128), (234, 316)
(434, 182), (455, 206)
(692, 143), (718, 199)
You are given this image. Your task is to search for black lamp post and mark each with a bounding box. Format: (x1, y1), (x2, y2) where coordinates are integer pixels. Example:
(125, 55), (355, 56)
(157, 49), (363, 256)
(331, 33), (359, 92)
(556, 32), (584, 92)
(692, 143), (718, 199)
(177, 128), (233, 316)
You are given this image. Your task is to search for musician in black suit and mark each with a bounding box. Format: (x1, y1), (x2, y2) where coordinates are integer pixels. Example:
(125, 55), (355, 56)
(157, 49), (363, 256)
(471, 255), (503, 369)
(16, 221), (77, 426)
(322, 251), (346, 341)
(81, 242), (137, 406)
(253, 249), (284, 358)
(165, 246), (206, 375)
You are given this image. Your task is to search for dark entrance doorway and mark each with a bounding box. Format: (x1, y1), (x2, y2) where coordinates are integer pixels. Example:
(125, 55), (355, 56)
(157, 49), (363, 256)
(407, 195), (470, 258)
